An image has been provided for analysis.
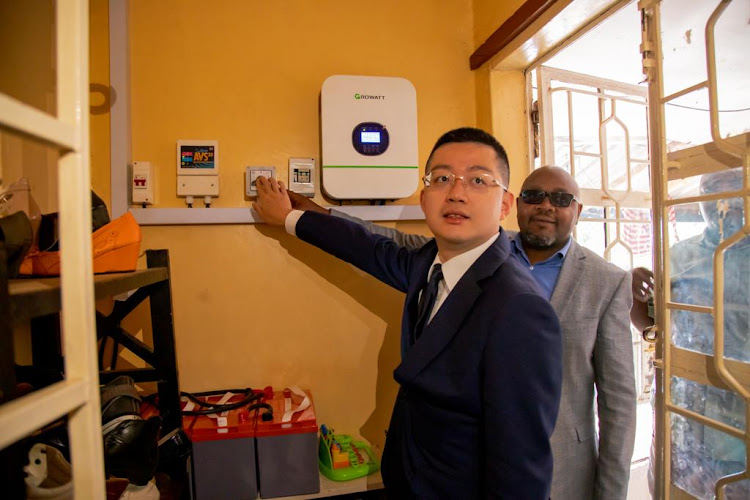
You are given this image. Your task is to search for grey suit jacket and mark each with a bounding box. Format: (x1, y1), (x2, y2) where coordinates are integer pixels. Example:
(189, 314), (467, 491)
(543, 237), (636, 500)
(332, 211), (637, 499)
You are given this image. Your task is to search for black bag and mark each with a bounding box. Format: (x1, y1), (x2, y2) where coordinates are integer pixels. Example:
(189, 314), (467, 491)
(0, 210), (33, 278)
(37, 191), (110, 252)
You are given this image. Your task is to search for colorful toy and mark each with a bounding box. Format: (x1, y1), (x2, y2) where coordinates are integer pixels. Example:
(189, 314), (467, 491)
(318, 424), (380, 481)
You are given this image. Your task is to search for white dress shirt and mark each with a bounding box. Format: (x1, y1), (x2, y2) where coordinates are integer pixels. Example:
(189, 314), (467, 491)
(425, 233), (499, 323)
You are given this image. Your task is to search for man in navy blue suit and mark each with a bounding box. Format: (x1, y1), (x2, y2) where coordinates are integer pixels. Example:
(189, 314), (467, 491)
(254, 128), (562, 499)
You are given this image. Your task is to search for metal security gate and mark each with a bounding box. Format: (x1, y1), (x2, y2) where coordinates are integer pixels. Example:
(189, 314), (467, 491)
(641, 0), (749, 498)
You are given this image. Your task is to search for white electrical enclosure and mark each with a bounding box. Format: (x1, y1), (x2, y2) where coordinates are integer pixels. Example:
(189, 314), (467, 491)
(289, 157), (315, 197)
(132, 161), (154, 204)
(177, 140), (219, 196)
(321, 75), (418, 200)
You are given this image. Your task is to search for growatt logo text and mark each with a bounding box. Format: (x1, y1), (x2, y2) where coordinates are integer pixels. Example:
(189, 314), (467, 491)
(354, 93), (385, 100)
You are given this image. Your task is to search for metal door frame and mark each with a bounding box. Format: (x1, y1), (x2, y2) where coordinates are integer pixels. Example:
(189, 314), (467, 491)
(640, 0), (749, 497)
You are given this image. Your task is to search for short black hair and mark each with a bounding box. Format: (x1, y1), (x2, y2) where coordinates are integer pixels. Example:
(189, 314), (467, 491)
(426, 127), (510, 185)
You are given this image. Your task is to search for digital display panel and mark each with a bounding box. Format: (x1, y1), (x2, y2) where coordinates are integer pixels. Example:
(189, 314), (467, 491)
(360, 131), (381, 144)
(180, 145), (215, 169)
(352, 122), (389, 156)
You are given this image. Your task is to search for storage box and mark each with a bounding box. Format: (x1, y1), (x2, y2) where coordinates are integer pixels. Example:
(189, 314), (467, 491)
(255, 387), (319, 498)
(182, 394), (258, 500)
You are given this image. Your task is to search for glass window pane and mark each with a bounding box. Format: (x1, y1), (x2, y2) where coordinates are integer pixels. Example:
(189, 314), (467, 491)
(573, 153), (601, 189)
(570, 91), (600, 147)
(667, 168), (749, 362)
(631, 162), (650, 193)
(665, 88), (713, 153)
(607, 237), (633, 271)
(604, 98), (650, 193)
(660, 0), (750, 153)
(579, 206), (604, 220)
(660, 0), (710, 97)
(543, 7), (642, 85)
(669, 376), (748, 499)
(667, 174), (700, 201)
(669, 244), (750, 362)
(551, 89), (571, 169)
(620, 207), (650, 222)
(667, 202), (704, 246)
(621, 208), (653, 269)
(603, 121), (629, 192)
(617, 99), (649, 143)
(576, 218), (606, 256)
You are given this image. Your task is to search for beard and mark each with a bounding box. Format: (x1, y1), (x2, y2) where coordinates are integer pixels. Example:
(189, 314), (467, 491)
(520, 230), (557, 249)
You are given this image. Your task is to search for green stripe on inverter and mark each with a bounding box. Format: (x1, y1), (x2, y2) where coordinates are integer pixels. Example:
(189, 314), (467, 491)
(322, 165), (419, 169)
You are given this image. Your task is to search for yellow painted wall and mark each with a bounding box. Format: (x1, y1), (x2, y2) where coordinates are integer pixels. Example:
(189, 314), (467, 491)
(0, 0), (58, 213)
(472, 0), (526, 48)
(128, 0), (477, 209)
(90, 0), (112, 203)
(110, 0), (482, 449)
(0, 0), (528, 453)
(86, 0), (529, 450)
(473, 0), (530, 232)
(487, 68), (529, 232)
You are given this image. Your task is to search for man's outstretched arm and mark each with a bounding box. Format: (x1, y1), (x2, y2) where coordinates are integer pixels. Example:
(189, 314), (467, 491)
(253, 176), (412, 293)
(287, 191), (433, 250)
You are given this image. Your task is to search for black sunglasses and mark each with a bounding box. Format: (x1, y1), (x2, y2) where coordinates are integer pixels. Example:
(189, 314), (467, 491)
(520, 189), (580, 207)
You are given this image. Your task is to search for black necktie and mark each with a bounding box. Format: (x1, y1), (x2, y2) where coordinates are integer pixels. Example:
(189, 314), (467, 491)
(413, 263), (443, 343)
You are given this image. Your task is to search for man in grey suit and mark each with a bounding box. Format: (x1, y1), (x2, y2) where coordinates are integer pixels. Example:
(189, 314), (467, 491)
(289, 165), (637, 499)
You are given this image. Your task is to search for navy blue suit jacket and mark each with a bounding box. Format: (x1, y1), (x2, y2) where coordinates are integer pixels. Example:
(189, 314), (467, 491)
(296, 212), (562, 499)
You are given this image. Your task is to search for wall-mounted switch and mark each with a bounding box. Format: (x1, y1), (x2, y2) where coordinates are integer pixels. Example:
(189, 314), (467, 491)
(246, 166), (276, 196)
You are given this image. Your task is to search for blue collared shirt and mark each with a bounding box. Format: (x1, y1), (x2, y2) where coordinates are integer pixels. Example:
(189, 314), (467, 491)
(510, 233), (572, 300)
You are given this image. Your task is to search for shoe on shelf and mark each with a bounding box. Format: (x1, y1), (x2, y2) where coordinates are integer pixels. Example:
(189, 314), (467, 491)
(101, 376), (162, 486)
(24, 443), (73, 500)
(118, 480), (160, 500)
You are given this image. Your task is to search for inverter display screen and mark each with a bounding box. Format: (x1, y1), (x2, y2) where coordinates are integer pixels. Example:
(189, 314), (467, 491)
(352, 123), (389, 156)
(360, 131), (381, 143)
